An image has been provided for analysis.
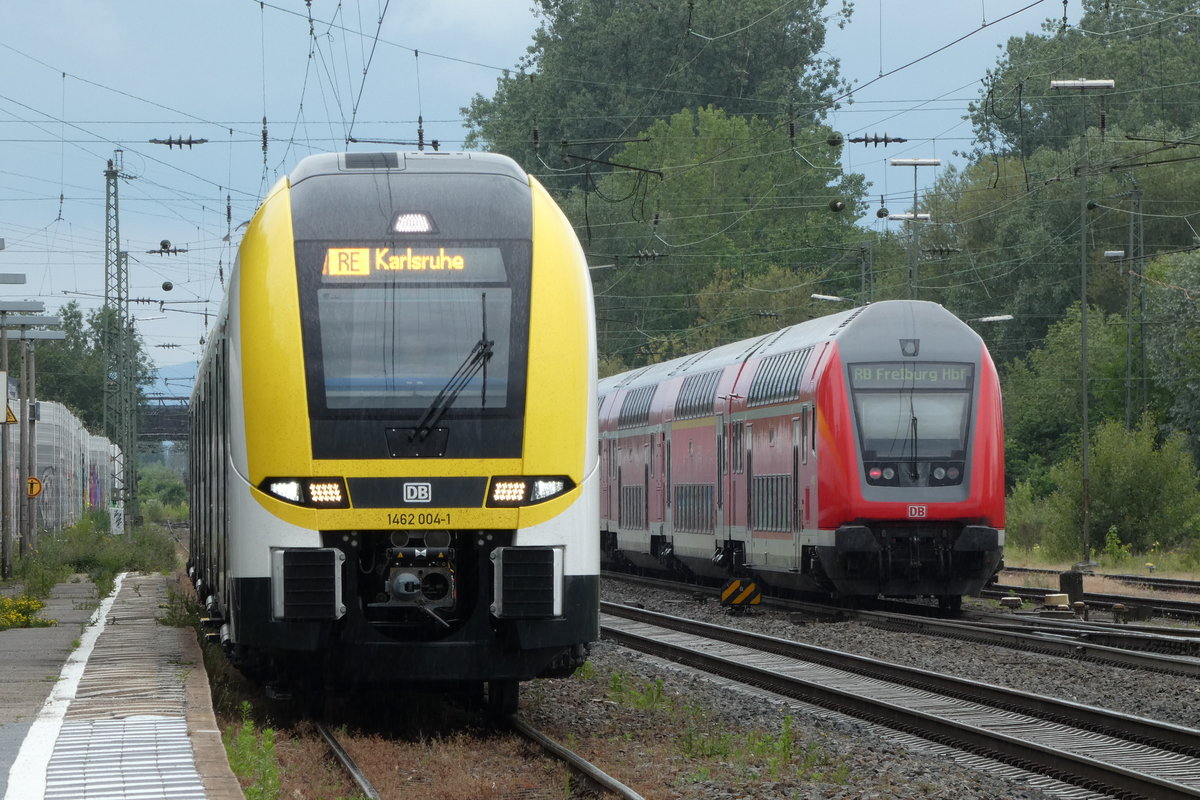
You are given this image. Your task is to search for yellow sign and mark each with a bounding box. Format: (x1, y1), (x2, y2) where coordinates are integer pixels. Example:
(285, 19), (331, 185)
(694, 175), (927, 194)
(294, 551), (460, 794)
(323, 247), (371, 276)
(719, 578), (762, 607)
(5, 405), (14, 424)
(26, 476), (42, 498)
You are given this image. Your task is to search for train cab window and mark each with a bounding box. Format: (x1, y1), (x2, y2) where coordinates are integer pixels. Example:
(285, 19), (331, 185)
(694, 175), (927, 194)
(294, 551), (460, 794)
(296, 241), (527, 417)
(848, 362), (974, 484)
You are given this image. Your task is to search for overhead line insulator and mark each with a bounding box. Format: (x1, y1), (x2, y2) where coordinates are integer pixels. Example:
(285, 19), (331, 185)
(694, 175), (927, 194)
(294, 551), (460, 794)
(847, 133), (908, 147)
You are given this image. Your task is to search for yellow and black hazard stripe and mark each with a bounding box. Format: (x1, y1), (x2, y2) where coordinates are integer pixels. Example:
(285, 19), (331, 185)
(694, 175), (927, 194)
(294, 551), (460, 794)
(720, 578), (762, 607)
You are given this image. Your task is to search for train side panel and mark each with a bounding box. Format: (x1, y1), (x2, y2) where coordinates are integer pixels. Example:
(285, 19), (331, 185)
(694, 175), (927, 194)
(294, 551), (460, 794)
(600, 300), (1005, 607)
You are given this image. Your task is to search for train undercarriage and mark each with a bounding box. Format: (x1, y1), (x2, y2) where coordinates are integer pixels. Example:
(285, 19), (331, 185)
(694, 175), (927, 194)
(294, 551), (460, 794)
(601, 522), (1002, 611)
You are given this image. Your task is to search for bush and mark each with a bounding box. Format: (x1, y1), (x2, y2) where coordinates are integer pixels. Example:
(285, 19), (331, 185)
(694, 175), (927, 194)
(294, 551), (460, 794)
(1006, 414), (1200, 560)
(13, 512), (178, 598)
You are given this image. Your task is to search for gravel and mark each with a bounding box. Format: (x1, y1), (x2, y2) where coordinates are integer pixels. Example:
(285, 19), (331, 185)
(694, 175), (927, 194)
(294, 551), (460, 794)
(519, 581), (1200, 800)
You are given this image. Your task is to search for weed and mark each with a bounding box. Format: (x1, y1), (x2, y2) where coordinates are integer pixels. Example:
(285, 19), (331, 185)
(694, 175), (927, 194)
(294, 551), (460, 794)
(0, 594), (56, 630)
(225, 700), (281, 800)
(11, 514), (177, 598)
(158, 585), (202, 628)
(630, 678), (669, 710)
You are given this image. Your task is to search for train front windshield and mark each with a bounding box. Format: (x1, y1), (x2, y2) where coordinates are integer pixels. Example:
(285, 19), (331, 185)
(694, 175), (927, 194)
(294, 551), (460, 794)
(848, 362), (974, 460)
(297, 241), (529, 416)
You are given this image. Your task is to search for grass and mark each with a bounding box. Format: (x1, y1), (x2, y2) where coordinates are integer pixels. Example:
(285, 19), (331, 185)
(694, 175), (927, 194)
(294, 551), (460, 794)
(538, 666), (854, 794)
(1004, 546), (1200, 580)
(7, 512), (178, 599)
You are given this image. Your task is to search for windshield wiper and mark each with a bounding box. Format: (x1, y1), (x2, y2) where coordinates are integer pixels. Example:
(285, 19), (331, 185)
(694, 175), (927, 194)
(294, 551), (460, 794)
(411, 294), (493, 442)
(908, 413), (919, 480)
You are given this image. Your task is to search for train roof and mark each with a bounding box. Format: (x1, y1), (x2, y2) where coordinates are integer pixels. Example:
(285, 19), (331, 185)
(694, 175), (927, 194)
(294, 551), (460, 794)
(287, 151), (528, 186)
(599, 300), (979, 394)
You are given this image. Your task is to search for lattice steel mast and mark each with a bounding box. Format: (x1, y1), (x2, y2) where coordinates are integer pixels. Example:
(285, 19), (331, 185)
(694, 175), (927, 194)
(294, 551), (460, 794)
(103, 151), (137, 531)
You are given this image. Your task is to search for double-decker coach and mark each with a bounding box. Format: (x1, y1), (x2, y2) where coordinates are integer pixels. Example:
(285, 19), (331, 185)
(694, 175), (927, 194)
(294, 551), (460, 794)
(599, 300), (1004, 609)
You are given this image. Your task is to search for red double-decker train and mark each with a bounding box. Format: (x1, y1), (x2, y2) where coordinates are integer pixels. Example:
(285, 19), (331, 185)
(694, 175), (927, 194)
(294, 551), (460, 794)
(599, 300), (1004, 610)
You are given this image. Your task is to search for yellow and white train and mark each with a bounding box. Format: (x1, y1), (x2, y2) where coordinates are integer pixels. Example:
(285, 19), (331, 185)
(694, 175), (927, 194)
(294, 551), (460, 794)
(189, 151), (598, 711)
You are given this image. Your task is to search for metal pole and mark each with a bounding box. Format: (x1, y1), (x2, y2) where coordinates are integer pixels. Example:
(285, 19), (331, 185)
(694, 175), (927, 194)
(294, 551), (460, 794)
(1051, 78), (1113, 568)
(26, 344), (35, 551)
(1125, 198), (1134, 430)
(909, 173), (919, 299)
(17, 341), (28, 557)
(0, 324), (8, 578)
(1078, 116), (1091, 568)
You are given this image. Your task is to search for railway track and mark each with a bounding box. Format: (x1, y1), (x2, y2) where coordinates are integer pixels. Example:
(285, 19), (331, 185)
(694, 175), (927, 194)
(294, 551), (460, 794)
(315, 713), (646, 800)
(605, 571), (1200, 674)
(984, 583), (1200, 624)
(600, 601), (1200, 799)
(1003, 565), (1200, 595)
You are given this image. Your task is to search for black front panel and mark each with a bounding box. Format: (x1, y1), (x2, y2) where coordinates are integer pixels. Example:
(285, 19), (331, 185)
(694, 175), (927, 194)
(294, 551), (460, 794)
(347, 476), (487, 508)
(289, 164), (533, 459)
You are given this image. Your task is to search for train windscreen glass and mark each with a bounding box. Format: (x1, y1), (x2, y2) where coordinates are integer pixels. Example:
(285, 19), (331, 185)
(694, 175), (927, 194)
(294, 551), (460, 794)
(298, 242), (524, 413)
(317, 287), (512, 409)
(848, 362), (974, 459)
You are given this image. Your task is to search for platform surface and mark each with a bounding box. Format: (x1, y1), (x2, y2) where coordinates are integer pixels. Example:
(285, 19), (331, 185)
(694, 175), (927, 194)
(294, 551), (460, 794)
(0, 574), (242, 800)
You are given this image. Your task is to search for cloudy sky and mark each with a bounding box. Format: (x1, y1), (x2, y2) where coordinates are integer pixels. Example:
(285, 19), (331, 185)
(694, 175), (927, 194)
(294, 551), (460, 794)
(0, 0), (1080, 379)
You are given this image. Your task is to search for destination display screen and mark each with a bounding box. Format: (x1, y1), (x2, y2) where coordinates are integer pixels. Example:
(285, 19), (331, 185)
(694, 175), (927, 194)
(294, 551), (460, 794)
(849, 362), (973, 390)
(321, 245), (507, 283)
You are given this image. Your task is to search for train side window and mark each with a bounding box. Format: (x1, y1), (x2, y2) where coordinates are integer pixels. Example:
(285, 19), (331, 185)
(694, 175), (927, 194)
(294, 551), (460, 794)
(666, 439), (671, 506)
(645, 442), (653, 478)
(731, 421), (744, 473)
(718, 423), (726, 475)
(811, 407), (817, 456)
(801, 407), (809, 465)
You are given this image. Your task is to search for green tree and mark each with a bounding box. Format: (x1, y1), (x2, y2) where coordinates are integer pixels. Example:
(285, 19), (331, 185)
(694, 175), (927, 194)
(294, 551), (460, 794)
(138, 462), (186, 507)
(1013, 416), (1200, 559)
(463, 0), (850, 190)
(967, 0), (1200, 157)
(34, 302), (154, 434)
(1143, 249), (1200, 455)
(1002, 304), (1128, 492)
(574, 107), (864, 363)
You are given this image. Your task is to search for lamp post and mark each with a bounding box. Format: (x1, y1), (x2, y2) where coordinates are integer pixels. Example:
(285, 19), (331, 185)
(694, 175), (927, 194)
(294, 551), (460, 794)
(1050, 78), (1114, 568)
(889, 158), (941, 299)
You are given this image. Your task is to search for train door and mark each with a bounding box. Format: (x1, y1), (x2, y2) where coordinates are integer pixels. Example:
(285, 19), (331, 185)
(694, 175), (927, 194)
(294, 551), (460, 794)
(716, 417), (727, 539)
(792, 415), (802, 565)
(664, 435), (672, 532)
(652, 432), (665, 531)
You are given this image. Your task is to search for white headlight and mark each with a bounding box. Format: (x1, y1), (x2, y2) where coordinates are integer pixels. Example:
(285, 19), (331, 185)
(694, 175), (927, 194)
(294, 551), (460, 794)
(268, 480), (302, 503)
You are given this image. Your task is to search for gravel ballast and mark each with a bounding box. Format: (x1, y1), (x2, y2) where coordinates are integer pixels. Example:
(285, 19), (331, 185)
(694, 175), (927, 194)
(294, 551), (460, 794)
(519, 581), (1199, 800)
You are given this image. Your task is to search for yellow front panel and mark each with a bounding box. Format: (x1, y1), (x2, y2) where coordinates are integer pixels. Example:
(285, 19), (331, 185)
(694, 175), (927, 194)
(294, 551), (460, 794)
(519, 178), (595, 528)
(240, 180), (314, 482)
(239, 171), (593, 532)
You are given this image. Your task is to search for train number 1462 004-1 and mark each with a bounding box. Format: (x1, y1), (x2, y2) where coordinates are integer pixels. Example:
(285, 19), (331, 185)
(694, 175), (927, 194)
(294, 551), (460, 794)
(388, 512), (449, 526)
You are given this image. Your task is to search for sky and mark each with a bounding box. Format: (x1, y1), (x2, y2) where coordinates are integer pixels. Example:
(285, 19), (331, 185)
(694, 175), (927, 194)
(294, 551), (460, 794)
(0, 0), (1083, 391)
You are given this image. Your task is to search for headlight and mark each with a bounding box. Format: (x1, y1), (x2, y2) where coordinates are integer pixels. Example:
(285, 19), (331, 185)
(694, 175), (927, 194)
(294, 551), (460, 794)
(486, 476), (575, 507)
(260, 477), (350, 508)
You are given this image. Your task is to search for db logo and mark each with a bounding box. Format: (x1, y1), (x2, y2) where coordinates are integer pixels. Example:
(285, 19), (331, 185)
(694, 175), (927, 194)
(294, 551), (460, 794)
(404, 482), (432, 503)
(907, 504), (928, 519)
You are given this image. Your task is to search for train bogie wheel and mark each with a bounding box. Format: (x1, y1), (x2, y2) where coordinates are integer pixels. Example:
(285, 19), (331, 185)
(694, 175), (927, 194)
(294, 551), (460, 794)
(487, 679), (519, 716)
(939, 594), (962, 612)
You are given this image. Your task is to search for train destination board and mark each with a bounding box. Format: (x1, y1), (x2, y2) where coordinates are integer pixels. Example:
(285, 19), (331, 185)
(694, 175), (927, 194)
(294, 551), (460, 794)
(849, 362), (973, 390)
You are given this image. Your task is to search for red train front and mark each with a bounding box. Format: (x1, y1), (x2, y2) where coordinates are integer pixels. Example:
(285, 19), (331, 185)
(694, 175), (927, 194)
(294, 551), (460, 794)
(599, 300), (1005, 609)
